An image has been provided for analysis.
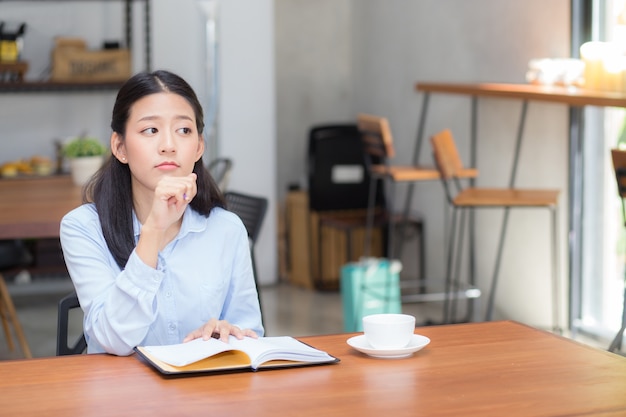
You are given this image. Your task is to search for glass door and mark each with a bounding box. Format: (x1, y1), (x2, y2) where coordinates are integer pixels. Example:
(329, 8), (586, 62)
(575, 0), (626, 346)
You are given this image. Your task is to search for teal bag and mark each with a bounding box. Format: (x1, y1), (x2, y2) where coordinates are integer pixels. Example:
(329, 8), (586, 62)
(340, 258), (402, 332)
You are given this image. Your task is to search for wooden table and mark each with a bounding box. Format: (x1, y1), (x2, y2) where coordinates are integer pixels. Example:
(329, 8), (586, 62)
(0, 321), (624, 416)
(416, 82), (626, 108)
(0, 175), (83, 358)
(0, 175), (83, 239)
(412, 82), (626, 329)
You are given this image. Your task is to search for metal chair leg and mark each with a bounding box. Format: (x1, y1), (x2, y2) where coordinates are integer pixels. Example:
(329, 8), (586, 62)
(551, 207), (561, 334)
(418, 221), (426, 292)
(450, 209), (469, 323)
(386, 181), (396, 259)
(485, 208), (512, 321)
(609, 262), (626, 353)
(608, 289), (626, 353)
(445, 207), (474, 324)
(364, 176), (379, 259)
(444, 208), (459, 323)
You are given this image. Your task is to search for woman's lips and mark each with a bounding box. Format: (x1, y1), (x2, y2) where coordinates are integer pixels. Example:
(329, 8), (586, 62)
(156, 162), (179, 170)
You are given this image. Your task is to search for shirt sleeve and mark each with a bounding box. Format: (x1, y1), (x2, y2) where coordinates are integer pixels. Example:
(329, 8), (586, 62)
(60, 205), (163, 356)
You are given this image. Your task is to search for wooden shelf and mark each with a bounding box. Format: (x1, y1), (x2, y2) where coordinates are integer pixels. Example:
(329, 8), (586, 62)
(0, 0), (151, 85)
(0, 81), (124, 93)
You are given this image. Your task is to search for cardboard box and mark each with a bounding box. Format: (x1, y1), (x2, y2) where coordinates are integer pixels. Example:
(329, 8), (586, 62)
(286, 191), (313, 289)
(313, 209), (384, 290)
(285, 190), (384, 290)
(51, 38), (131, 83)
(54, 37), (87, 50)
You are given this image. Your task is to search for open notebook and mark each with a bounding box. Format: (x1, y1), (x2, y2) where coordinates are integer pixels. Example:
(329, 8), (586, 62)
(135, 336), (339, 375)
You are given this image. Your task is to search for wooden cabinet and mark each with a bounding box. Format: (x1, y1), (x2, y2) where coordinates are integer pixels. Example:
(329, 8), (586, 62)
(285, 191), (384, 290)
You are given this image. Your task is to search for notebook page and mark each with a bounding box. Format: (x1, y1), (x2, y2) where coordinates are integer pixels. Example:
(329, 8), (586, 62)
(143, 338), (233, 367)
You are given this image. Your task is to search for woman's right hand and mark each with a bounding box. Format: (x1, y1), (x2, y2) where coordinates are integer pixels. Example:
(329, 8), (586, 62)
(145, 173), (197, 231)
(135, 173), (197, 268)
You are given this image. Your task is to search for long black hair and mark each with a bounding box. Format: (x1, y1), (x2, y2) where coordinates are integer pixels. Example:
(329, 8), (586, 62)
(83, 70), (225, 269)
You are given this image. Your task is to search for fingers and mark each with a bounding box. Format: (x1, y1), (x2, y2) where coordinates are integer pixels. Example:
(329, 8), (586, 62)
(184, 174), (197, 200)
(179, 173), (197, 204)
(151, 174), (198, 223)
(202, 319), (219, 341)
(183, 319), (257, 343)
(169, 175), (197, 208)
(243, 328), (259, 339)
(182, 329), (202, 343)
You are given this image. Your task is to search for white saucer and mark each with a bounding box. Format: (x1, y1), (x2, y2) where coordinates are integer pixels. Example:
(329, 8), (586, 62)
(346, 334), (431, 359)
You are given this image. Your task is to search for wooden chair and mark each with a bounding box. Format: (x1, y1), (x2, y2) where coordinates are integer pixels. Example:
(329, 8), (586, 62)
(0, 240), (33, 358)
(609, 149), (626, 354)
(0, 273), (31, 358)
(307, 123), (388, 290)
(357, 114), (479, 306)
(431, 128), (561, 330)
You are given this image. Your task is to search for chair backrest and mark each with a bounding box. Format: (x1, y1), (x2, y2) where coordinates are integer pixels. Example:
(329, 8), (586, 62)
(57, 291), (87, 356)
(357, 113), (395, 160)
(307, 123), (383, 211)
(430, 129), (467, 179)
(224, 191), (268, 245)
(612, 149), (626, 198)
(207, 157), (233, 191)
(224, 191), (268, 323)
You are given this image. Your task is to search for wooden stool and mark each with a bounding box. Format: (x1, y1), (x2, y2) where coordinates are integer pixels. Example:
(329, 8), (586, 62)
(0, 273), (32, 358)
(431, 128), (560, 330)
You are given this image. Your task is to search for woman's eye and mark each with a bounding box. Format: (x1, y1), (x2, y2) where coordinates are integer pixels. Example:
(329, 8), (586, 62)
(177, 127), (193, 135)
(142, 127), (158, 135)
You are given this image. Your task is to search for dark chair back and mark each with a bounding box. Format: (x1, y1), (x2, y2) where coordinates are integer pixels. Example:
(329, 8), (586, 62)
(224, 191), (268, 326)
(224, 190), (268, 305)
(307, 124), (384, 211)
(224, 191), (268, 246)
(57, 291), (87, 356)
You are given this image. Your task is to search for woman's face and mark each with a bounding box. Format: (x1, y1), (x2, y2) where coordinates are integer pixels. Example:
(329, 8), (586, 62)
(112, 92), (204, 196)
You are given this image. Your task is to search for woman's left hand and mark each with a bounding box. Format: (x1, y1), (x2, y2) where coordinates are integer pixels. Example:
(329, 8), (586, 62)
(183, 318), (258, 343)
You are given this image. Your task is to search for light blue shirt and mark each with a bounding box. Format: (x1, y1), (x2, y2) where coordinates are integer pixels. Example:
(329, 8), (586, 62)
(60, 204), (264, 356)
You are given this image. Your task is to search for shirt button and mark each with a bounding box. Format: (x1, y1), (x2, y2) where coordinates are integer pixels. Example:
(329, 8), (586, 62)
(168, 323), (176, 331)
(166, 291), (172, 297)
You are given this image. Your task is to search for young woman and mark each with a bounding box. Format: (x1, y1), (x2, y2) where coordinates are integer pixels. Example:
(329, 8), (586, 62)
(60, 70), (263, 355)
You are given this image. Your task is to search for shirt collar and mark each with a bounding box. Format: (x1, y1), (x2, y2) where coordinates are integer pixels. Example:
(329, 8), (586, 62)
(132, 207), (207, 241)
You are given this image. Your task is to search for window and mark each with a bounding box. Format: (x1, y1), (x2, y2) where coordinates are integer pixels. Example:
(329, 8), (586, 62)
(574, 0), (626, 345)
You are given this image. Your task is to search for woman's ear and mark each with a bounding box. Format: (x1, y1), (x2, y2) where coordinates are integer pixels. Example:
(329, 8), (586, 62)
(111, 132), (128, 163)
(195, 134), (205, 162)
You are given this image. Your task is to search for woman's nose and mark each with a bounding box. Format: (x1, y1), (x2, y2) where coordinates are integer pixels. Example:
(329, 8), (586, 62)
(159, 132), (176, 153)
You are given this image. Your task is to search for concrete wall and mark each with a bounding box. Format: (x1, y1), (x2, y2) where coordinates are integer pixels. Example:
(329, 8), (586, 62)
(152, 0), (277, 286)
(276, 0), (570, 329)
(2, 0), (571, 328)
(0, 0), (277, 286)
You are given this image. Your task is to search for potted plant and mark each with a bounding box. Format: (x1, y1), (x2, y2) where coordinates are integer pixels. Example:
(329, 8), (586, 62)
(63, 136), (108, 185)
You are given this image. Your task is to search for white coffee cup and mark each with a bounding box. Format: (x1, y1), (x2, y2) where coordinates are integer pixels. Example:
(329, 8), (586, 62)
(362, 313), (416, 349)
